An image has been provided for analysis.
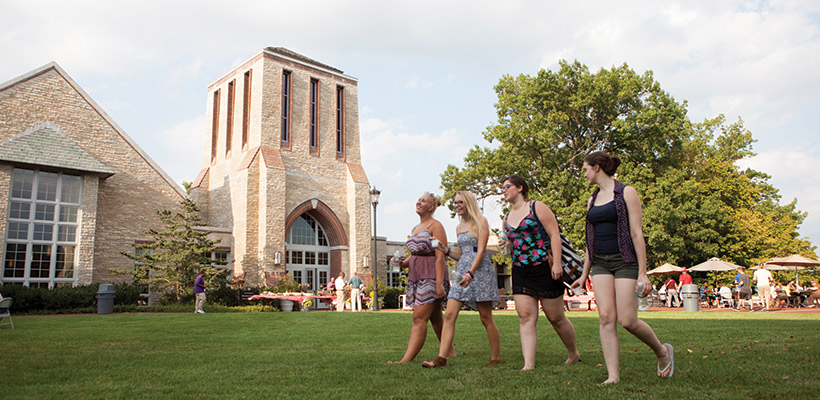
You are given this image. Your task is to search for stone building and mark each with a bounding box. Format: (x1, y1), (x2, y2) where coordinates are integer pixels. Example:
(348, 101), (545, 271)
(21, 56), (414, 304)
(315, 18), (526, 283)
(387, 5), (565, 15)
(190, 47), (373, 290)
(0, 63), (185, 288)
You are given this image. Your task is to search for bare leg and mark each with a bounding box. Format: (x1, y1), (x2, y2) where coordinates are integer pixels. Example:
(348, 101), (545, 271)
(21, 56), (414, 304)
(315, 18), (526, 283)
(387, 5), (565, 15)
(434, 299), (463, 359)
(539, 296), (580, 365)
(476, 301), (502, 363)
(514, 294), (540, 370)
(389, 302), (437, 364)
(429, 299), (456, 358)
(591, 274), (622, 384)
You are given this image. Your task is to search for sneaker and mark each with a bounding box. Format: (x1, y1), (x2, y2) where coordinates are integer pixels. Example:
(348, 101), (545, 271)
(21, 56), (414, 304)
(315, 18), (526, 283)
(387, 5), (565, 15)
(197, 310), (205, 314)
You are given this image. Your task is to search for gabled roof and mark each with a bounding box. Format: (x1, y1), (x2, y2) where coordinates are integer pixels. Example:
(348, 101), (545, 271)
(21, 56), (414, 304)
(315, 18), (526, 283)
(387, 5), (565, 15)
(0, 124), (115, 177)
(265, 47), (344, 74)
(0, 62), (185, 198)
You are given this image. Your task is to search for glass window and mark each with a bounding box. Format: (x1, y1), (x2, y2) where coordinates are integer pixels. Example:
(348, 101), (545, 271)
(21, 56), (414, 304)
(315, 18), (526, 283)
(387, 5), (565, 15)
(60, 175), (82, 204)
(59, 205), (79, 223)
(318, 252), (329, 265)
(11, 169), (33, 199)
(56, 245), (75, 278)
(291, 251), (303, 265)
(30, 244), (52, 278)
(318, 225), (328, 246)
(35, 204), (55, 221)
(281, 70), (291, 143)
(305, 251), (316, 265)
(58, 225), (76, 242)
(37, 172), (58, 201)
(9, 201), (30, 219)
(7, 222), (28, 240)
(33, 224), (53, 241)
(3, 243), (27, 278)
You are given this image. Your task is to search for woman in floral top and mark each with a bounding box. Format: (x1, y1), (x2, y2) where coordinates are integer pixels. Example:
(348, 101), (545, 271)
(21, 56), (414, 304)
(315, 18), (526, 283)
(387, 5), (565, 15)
(501, 175), (579, 371)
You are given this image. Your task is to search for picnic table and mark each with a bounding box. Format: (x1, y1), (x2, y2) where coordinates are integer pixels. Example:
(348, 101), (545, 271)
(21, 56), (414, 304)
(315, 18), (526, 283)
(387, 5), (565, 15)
(563, 294), (596, 311)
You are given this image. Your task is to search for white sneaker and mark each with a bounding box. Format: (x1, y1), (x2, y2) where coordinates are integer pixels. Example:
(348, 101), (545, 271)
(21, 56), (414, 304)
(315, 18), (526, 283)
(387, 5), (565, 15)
(197, 310), (205, 314)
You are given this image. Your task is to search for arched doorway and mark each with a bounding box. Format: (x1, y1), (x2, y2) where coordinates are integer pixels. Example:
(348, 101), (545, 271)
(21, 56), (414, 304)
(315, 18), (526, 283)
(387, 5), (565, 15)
(286, 213), (330, 292)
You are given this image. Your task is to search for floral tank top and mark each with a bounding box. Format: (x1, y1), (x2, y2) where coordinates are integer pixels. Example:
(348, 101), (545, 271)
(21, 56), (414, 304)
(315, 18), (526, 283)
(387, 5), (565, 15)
(504, 203), (551, 268)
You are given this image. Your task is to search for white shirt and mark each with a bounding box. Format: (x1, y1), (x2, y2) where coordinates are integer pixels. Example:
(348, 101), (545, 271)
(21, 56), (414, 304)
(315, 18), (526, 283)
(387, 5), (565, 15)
(335, 277), (346, 291)
(753, 268), (772, 287)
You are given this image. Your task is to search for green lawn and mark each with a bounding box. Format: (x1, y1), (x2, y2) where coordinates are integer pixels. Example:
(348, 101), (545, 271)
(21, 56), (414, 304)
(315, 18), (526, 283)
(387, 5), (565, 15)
(1, 310), (818, 399)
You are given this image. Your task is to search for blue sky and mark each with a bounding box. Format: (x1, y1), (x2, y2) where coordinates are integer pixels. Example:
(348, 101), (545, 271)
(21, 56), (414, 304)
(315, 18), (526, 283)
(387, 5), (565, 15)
(2, 0), (819, 259)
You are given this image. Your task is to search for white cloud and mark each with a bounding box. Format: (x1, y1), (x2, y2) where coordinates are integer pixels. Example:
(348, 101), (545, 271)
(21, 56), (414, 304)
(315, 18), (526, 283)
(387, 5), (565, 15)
(143, 114), (207, 184)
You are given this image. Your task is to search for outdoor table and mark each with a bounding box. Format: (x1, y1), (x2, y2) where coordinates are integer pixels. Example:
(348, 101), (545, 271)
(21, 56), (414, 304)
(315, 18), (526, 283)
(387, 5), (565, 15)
(563, 294), (596, 311)
(248, 294), (336, 309)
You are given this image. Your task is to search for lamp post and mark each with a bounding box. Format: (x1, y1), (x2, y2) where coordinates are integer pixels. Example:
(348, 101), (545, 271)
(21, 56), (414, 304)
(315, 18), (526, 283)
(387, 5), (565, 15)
(370, 187), (381, 311)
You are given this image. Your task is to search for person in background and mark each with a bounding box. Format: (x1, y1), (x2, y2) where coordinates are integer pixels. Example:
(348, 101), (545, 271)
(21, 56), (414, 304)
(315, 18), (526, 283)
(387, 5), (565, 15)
(807, 280), (820, 308)
(735, 267), (753, 311)
(572, 151), (672, 384)
(422, 190), (501, 368)
(194, 271), (207, 314)
(502, 175), (579, 371)
(335, 272), (346, 312)
(679, 268), (693, 286)
(664, 276), (680, 307)
(753, 263), (773, 311)
(348, 274), (365, 312)
(388, 192), (452, 364)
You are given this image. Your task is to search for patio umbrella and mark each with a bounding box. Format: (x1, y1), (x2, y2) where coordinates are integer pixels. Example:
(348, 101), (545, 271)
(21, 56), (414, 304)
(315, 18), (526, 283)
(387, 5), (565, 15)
(647, 263), (683, 276)
(765, 254), (820, 286)
(689, 257), (745, 272)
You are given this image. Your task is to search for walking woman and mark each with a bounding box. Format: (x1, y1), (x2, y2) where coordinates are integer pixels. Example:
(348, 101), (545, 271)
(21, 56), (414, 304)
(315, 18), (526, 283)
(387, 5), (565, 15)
(501, 175), (580, 370)
(422, 191), (502, 368)
(571, 151), (673, 384)
(388, 192), (455, 364)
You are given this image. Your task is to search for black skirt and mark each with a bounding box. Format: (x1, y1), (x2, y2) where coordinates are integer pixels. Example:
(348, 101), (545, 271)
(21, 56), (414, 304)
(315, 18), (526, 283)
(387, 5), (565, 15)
(512, 261), (564, 299)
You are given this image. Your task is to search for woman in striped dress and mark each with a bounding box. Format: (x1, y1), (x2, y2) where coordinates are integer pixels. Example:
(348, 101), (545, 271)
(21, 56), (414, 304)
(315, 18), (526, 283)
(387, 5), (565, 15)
(388, 192), (454, 364)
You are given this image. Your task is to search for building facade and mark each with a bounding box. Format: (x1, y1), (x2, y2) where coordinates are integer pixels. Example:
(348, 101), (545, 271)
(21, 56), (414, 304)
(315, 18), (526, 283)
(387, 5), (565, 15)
(190, 48), (374, 290)
(0, 63), (185, 288)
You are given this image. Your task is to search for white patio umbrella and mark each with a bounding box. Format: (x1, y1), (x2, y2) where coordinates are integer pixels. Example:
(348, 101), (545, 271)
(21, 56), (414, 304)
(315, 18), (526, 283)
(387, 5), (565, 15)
(647, 263), (683, 276)
(689, 257), (745, 272)
(765, 254), (820, 286)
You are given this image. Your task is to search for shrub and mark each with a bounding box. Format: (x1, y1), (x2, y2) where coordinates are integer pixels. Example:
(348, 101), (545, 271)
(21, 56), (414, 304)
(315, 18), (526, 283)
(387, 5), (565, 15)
(381, 286), (405, 309)
(0, 283), (152, 314)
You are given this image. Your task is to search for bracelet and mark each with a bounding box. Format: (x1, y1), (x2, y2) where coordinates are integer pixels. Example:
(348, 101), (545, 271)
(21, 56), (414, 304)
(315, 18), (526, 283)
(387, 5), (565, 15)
(466, 271), (474, 279)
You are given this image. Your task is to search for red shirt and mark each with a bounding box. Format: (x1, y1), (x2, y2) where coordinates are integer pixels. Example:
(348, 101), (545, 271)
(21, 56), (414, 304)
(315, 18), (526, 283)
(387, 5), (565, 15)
(679, 272), (692, 285)
(665, 279), (677, 289)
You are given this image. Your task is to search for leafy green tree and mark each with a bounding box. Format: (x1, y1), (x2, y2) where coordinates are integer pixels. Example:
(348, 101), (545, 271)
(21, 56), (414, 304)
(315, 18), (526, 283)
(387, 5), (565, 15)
(112, 198), (226, 303)
(442, 61), (816, 271)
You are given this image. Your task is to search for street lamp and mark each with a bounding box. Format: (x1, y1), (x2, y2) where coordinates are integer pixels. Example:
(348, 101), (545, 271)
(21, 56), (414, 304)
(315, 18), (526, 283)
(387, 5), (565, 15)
(370, 187), (381, 311)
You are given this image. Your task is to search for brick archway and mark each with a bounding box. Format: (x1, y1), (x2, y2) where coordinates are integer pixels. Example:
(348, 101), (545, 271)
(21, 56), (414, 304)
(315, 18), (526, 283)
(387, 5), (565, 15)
(285, 199), (348, 278)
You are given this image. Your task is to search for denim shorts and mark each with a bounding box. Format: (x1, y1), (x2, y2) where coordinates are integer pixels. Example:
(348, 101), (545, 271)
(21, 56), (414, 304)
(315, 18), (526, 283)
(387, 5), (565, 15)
(589, 253), (638, 280)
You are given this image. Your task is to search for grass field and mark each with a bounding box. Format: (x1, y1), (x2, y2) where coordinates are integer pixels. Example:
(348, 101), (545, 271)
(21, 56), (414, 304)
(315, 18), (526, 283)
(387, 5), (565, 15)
(1, 310), (818, 399)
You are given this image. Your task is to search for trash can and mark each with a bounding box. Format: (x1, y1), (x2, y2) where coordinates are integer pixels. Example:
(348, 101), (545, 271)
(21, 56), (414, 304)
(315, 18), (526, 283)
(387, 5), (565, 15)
(96, 284), (116, 314)
(681, 284), (699, 312)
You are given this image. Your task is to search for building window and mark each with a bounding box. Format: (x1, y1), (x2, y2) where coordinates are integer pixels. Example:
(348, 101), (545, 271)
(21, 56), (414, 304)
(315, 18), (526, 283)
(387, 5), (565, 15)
(286, 214), (330, 293)
(226, 80), (235, 156)
(242, 69), (252, 150)
(309, 78), (319, 155)
(3, 168), (81, 288)
(336, 85), (345, 159)
(281, 70), (291, 146)
(211, 89), (221, 162)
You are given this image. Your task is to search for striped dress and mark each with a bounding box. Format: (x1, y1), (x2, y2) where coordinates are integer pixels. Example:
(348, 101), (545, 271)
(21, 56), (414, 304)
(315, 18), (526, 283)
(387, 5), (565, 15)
(405, 228), (448, 307)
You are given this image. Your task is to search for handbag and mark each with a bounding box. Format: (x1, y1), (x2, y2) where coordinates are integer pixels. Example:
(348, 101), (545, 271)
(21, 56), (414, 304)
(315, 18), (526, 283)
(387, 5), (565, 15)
(527, 201), (584, 284)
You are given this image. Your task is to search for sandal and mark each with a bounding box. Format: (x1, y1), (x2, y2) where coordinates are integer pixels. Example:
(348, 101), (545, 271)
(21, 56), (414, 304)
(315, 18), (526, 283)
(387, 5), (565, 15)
(657, 343), (674, 378)
(421, 356), (447, 368)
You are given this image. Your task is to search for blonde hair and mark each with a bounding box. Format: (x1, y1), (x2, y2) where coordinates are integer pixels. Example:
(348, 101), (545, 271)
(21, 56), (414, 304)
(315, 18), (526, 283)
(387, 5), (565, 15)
(423, 192), (442, 214)
(456, 190), (482, 239)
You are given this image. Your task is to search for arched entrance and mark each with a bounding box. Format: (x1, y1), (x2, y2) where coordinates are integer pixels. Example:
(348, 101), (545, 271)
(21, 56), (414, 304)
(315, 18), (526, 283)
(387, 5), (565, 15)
(286, 213), (330, 291)
(284, 199), (348, 292)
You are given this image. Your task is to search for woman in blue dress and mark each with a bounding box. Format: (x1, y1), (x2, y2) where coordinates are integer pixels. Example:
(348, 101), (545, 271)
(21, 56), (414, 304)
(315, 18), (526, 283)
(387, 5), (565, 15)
(422, 191), (501, 368)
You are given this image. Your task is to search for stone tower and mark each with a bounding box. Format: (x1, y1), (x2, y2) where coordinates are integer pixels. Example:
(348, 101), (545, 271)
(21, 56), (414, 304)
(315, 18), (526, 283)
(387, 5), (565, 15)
(190, 47), (372, 289)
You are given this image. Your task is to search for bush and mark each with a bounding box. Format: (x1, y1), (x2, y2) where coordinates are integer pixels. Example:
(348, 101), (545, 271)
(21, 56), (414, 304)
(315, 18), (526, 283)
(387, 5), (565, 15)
(382, 286), (405, 309)
(0, 283), (151, 314)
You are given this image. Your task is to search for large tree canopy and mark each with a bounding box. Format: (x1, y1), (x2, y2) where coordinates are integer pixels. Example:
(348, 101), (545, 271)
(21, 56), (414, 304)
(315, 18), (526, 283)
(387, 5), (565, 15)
(441, 60), (816, 270)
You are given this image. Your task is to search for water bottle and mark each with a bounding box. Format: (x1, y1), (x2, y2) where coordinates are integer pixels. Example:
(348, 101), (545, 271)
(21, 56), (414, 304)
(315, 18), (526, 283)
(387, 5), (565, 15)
(636, 281), (650, 311)
(450, 268), (463, 283)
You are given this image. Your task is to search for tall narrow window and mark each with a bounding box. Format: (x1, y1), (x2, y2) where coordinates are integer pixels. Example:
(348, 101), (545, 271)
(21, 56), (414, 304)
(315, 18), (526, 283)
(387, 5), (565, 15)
(242, 69), (252, 150)
(309, 78), (319, 155)
(226, 80), (235, 156)
(211, 89), (220, 162)
(281, 70), (291, 146)
(335, 85), (345, 158)
(3, 168), (81, 288)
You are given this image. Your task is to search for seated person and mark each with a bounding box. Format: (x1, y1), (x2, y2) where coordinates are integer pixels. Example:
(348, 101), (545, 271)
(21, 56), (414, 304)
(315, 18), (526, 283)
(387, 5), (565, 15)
(808, 280), (820, 308)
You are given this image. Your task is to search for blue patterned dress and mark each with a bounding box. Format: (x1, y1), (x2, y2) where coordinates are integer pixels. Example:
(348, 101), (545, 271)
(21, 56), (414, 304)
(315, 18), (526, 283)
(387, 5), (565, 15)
(448, 232), (500, 308)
